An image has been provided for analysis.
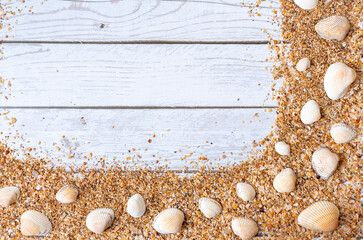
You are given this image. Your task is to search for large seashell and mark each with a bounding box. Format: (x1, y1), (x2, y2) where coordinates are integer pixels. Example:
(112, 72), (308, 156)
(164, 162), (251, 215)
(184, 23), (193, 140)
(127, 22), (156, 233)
(293, 0), (318, 10)
(152, 208), (184, 234)
(199, 197), (222, 218)
(236, 183), (255, 201)
(231, 217), (258, 240)
(296, 57), (311, 72)
(311, 148), (339, 179)
(126, 194), (146, 218)
(275, 141), (290, 156)
(324, 62), (356, 100)
(315, 16), (350, 41)
(297, 201), (339, 232)
(56, 184), (78, 204)
(21, 210), (52, 236)
(0, 186), (20, 207)
(300, 100), (321, 124)
(330, 123), (357, 143)
(273, 168), (296, 193)
(86, 208), (115, 234)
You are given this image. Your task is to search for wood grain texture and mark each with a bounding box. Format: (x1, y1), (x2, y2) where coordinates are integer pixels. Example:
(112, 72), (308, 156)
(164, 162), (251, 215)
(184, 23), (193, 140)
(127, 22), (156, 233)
(0, 43), (279, 107)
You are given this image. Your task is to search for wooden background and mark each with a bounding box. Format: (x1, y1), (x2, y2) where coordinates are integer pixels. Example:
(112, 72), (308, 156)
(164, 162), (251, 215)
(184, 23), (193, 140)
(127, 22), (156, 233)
(0, 0), (281, 170)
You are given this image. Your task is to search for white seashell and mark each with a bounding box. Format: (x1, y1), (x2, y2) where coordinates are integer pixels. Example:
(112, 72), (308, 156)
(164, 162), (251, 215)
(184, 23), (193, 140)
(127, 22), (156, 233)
(298, 201), (339, 232)
(293, 0), (318, 10)
(152, 208), (184, 234)
(311, 148), (339, 179)
(21, 210), (52, 236)
(236, 183), (255, 201)
(231, 217), (258, 240)
(330, 123), (357, 143)
(275, 141), (290, 156)
(273, 168), (296, 193)
(86, 208), (115, 234)
(315, 16), (350, 41)
(300, 100), (321, 124)
(296, 58), (311, 72)
(324, 62), (356, 100)
(0, 186), (20, 207)
(199, 197), (222, 218)
(126, 194), (146, 218)
(56, 185), (78, 204)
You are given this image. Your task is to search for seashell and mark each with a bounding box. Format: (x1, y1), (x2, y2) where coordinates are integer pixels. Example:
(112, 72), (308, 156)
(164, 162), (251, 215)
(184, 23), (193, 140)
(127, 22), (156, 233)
(275, 141), (290, 156)
(297, 201), (339, 232)
(199, 197), (222, 218)
(126, 194), (146, 218)
(86, 208), (114, 234)
(0, 186), (20, 207)
(21, 210), (52, 236)
(315, 16), (350, 41)
(296, 57), (311, 72)
(231, 217), (258, 240)
(236, 183), (255, 201)
(273, 168), (296, 193)
(324, 62), (356, 100)
(311, 148), (339, 179)
(300, 100), (321, 124)
(330, 123), (357, 143)
(56, 185), (78, 204)
(293, 0), (318, 10)
(152, 208), (184, 234)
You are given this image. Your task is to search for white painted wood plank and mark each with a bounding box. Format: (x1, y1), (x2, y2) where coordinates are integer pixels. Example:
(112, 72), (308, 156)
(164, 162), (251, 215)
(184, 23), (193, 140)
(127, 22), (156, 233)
(2, 0), (280, 42)
(0, 43), (278, 107)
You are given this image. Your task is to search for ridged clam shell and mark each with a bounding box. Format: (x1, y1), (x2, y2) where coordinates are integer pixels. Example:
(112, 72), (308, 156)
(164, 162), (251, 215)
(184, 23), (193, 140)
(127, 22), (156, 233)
(293, 0), (318, 10)
(199, 197), (222, 218)
(86, 208), (114, 234)
(298, 201), (339, 232)
(0, 186), (20, 207)
(152, 208), (184, 234)
(21, 210), (52, 236)
(56, 185), (78, 204)
(311, 148), (339, 179)
(296, 57), (310, 72)
(324, 62), (356, 100)
(275, 141), (290, 156)
(300, 100), (321, 124)
(126, 194), (146, 218)
(231, 217), (258, 240)
(236, 183), (255, 201)
(273, 168), (296, 193)
(315, 16), (350, 41)
(330, 123), (357, 143)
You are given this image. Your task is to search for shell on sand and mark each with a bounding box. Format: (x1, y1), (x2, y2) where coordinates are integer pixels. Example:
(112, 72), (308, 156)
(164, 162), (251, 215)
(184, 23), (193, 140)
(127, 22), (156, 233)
(300, 100), (321, 124)
(21, 210), (52, 236)
(126, 194), (146, 218)
(275, 141), (290, 156)
(311, 148), (339, 179)
(56, 185), (79, 204)
(86, 208), (115, 234)
(152, 208), (184, 234)
(0, 186), (20, 207)
(315, 16), (350, 41)
(296, 57), (310, 72)
(231, 217), (258, 240)
(293, 0), (318, 10)
(273, 168), (296, 193)
(330, 123), (357, 143)
(236, 183), (256, 201)
(199, 197), (222, 218)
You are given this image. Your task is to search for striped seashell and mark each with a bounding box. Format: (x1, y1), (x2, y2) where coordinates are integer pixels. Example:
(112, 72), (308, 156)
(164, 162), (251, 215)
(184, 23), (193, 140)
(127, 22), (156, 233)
(296, 57), (311, 72)
(311, 148), (339, 179)
(0, 186), (20, 207)
(56, 185), (78, 204)
(231, 217), (258, 240)
(300, 100), (321, 124)
(152, 208), (184, 234)
(315, 16), (350, 41)
(236, 183), (255, 201)
(293, 0), (318, 10)
(275, 141), (290, 156)
(126, 194), (146, 218)
(273, 168), (296, 193)
(199, 197), (222, 218)
(21, 210), (52, 236)
(330, 123), (357, 143)
(86, 208), (115, 234)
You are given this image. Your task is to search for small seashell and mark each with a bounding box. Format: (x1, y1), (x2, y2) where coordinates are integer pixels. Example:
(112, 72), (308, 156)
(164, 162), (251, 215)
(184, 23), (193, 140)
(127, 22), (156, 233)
(273, 168), (296, 193)
(86, 208), (114, 234)
(311, 148), (339, 179)
(199, 197), (222, 218)
(231, 217), (258, 240)
(330, 123), (357, 143)
(296, 57), (311, 72)
(275, 141), (290, 156)
(56, 185), (78, 204)
(297, 201), (339, 232)
(293, 0), (318, 10)
(324, 62), (356, 100)
(21, 210), (52, 236)
(0, 186), (20, 207)
(126, 194), (146, 218)
(152, 208), (184, 234)
(300, 100), (321, 124)
(236, 183), (255, 201)
(315, 16), (350, 41)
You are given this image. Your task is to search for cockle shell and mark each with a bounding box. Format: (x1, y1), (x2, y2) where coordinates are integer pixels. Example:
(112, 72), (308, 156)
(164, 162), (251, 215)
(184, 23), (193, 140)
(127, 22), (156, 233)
(311, 148), (339, 179)
(236, 183), (255, 201)
(86, 208), (115, 234)
(330, 123), (357, 143)
(300, 100), (321, 124)
(275, 141), (290, 156)
(126, 194), (146, 218)
(293, 0), (318, 10)
(56, 185), (78, 204)
(273, 168), (296, 193)
(324, 62), (356, 100)
(315, 16), (350, 41)
(296, 57), (311, 72)
(199, 197), (222, 218)
(21, 210), (52, 236)
(152, 208), (184, 234)
(0, 186), (20, 207)
(231, 217), (258, 240)
(297, 201), (339, 232)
